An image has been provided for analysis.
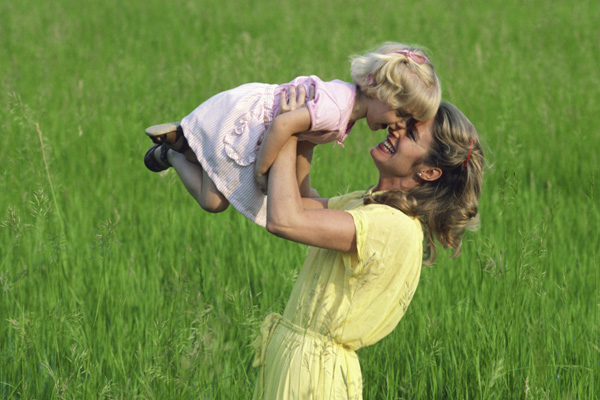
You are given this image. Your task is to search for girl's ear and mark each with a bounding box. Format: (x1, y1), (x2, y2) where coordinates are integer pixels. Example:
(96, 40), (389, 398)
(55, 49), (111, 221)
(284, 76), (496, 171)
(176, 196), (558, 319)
(419, 167), (442, 182)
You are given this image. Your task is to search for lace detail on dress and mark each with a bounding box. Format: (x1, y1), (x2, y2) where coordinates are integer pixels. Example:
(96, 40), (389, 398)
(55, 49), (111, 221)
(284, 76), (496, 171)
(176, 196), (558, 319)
(223, 85), (277, 166)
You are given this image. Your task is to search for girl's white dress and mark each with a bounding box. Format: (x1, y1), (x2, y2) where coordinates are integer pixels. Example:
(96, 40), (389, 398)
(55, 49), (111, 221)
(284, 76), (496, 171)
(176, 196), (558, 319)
(180, 75), (356, 226)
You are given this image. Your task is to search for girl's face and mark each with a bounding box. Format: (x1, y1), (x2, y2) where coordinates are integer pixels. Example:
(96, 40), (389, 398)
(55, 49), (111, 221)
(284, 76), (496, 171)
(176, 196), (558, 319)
(370, 118), (435, 183)
(365, 99), (411, 133)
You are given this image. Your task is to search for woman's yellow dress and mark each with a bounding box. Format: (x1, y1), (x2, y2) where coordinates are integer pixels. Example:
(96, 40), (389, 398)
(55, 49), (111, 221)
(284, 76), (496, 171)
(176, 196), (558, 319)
(253, 190), (423, 399)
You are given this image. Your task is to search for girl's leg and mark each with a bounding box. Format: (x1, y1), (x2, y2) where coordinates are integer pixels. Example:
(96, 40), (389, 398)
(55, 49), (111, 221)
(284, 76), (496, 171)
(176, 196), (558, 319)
(160, 147), (230, 213)
(182, 148), (201, 164)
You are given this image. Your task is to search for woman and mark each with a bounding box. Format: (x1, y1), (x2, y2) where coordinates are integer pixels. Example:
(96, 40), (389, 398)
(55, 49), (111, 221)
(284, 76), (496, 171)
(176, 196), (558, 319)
(251, 97), (484, 399)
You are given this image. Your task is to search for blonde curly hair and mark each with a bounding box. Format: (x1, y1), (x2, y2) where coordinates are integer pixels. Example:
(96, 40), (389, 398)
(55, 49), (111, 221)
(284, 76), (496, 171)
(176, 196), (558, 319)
(350, 42), (441, 121)
(365, 102), (484, 265)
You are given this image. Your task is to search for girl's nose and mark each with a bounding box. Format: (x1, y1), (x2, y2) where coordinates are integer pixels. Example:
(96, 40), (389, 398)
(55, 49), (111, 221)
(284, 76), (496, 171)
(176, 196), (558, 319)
(389, 119), (408, 134)
(391, 119), (407, 131)
(388, 125), (404, 138)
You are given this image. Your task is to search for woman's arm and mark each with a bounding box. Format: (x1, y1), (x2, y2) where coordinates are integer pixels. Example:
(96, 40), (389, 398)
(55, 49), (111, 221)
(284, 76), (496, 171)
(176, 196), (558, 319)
(296, 140), (317, 197)
(254, 98), (311, 193)
(266, 136), (357, 252)
(301, 196), (329, 210)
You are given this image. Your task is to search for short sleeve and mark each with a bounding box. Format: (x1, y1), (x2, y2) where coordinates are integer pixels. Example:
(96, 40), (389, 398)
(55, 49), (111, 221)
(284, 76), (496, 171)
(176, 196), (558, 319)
(306, 91), (343, 132)
(341, 208), (367, 277)
(302, 77), (355, 134)
(341, 205), (422, 278)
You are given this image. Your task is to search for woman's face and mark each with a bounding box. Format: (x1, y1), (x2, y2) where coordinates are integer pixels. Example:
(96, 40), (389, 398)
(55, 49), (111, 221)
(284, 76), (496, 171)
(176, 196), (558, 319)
(370, 118), (435, 189)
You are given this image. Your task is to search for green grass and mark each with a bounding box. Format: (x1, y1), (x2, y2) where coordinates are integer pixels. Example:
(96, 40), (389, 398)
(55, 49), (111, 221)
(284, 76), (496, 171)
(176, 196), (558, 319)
(1, 0), (598, 398)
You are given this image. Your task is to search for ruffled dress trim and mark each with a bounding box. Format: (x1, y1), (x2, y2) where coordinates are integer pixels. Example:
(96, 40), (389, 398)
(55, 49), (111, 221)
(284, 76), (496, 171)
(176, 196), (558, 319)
(223, 85), (277, 166)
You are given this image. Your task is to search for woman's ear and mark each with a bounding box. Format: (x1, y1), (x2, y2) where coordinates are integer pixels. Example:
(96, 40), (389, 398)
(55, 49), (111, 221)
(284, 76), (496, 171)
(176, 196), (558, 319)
(419, 167), (442, 182)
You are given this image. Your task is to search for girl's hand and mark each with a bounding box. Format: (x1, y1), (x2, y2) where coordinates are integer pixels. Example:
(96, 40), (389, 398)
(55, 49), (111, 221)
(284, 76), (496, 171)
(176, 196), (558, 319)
(278, 84), (315, 115)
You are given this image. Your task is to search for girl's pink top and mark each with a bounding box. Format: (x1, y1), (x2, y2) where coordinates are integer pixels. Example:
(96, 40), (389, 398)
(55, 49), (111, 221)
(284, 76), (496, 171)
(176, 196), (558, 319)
(273, 75), (357, 146)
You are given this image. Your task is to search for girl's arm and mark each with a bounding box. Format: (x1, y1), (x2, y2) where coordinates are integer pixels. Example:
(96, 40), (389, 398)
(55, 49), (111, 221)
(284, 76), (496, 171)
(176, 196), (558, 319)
(266, 136), (357, 253)
(254, 104), (311, 193)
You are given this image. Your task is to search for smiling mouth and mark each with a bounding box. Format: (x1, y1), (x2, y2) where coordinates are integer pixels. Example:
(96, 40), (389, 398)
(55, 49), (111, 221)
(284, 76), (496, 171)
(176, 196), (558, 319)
(379, 137), (396, 154)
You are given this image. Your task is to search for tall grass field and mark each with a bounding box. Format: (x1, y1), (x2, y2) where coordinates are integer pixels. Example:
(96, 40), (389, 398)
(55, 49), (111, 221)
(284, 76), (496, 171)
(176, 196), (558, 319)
(1, 0), (598, 398)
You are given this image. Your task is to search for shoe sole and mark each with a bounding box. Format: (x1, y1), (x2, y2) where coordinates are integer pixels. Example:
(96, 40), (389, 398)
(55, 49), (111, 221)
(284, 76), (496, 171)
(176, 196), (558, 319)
(145, 121), (181, 144)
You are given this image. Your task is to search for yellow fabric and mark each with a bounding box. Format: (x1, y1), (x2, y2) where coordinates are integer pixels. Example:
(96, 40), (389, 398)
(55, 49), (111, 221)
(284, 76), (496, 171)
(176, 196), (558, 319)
(253, 190), (423, 399)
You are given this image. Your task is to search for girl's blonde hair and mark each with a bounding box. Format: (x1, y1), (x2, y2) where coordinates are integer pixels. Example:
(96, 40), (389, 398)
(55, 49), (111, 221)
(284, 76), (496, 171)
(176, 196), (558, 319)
(350, 42), (441, 121)
(365, 102), (484, 265)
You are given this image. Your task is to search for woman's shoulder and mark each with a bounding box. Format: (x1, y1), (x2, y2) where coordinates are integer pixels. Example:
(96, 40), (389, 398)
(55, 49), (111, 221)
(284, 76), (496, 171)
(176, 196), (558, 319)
(354, 201), (423, 242)
(328, 190), (367, 210)
(330, 191), (420, 231)
(363, 202), (420, 227)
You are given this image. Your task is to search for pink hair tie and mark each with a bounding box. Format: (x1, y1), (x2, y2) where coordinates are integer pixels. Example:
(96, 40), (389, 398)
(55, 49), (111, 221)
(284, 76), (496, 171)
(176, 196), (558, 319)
(463, 139), (474, 167)
(393, 50), (429, 65)
(366, 50), (429, 85)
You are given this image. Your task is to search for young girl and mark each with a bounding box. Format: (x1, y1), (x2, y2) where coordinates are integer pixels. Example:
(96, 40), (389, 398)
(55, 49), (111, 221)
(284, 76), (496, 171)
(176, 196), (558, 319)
(144, 42), (441, 227)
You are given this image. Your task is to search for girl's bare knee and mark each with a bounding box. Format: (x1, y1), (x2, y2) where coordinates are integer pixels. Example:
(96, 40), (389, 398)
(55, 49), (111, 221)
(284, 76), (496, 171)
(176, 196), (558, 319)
(199, 197), (229, 213)
(198, 171), (228, 213)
